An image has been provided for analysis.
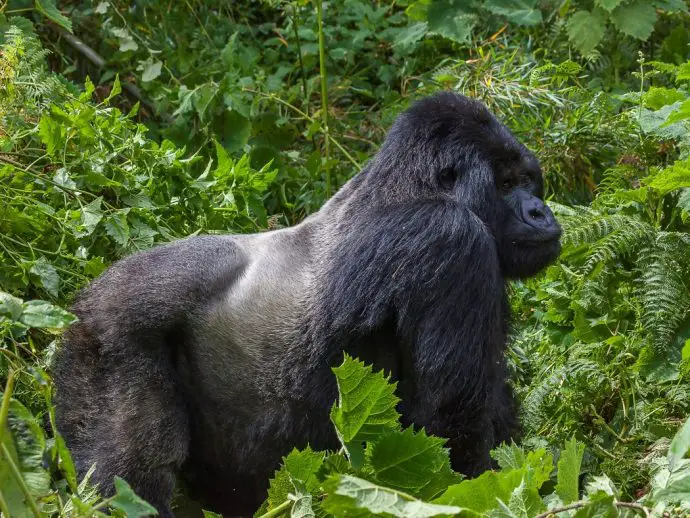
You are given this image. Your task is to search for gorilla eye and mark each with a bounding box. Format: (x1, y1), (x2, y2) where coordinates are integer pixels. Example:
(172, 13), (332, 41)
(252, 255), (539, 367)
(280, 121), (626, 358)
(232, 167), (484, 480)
(438, 167), (457, 190)
(501, 178), (515, 192)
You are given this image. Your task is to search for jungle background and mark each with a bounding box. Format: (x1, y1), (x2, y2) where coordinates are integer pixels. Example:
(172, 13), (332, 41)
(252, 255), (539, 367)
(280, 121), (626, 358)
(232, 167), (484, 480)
(2, 0), (690, 516)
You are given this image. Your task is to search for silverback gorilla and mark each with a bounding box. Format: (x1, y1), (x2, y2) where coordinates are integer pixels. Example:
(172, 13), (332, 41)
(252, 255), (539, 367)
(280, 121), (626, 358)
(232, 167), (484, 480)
(53, 92), (561, 516)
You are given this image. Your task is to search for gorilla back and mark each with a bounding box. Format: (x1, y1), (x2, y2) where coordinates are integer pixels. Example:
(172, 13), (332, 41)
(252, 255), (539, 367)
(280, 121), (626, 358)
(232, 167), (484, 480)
(53, 92), (561, 516)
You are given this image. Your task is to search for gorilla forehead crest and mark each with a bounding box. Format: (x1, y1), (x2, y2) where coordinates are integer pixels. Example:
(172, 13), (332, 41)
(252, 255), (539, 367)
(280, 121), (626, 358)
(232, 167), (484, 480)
(372, 92), (529, 189)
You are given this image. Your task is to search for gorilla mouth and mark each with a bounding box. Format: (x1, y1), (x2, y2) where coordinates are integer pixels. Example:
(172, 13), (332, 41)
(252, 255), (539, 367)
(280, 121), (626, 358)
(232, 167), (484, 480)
(511, 233), (561, 248)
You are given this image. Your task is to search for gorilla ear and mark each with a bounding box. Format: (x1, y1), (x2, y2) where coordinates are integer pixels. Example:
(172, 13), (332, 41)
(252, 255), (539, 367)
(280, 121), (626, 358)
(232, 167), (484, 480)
(438, 167), (458, 190)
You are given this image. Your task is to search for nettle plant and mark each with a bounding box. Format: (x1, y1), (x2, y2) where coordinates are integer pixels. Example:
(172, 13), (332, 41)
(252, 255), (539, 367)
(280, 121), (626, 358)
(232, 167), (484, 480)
(254, 356), (690, 518)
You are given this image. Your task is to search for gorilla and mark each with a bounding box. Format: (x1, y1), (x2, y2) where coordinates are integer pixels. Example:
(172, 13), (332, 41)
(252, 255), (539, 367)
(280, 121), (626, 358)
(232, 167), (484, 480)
(53, 92), (561, 516)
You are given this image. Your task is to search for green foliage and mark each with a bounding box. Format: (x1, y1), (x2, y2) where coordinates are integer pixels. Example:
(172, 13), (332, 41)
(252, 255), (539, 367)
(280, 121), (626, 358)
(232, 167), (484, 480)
(255, 356), (690, 517)
(2, 2), (690, 516)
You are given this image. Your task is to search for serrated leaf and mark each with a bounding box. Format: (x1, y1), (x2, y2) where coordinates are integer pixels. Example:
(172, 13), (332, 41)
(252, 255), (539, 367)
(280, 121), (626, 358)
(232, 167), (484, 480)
(555, 438), (585, 504)
(566, 10), (606, 55)
(610, 0), (657, 40)
(1, 399), (51, 516)
(572, 494), (617, 517)
(647, 158), (690, 196)
(595, 0), (622, 12)
(29, 257), (60, 297)
(368, 428), (453, 498)
(20, 300), (76, 329)
(642, 87), (686, 110)
(263, 447), (325, 512)
(505, 478), (544, 517)
(330, 355), (401, 468)
(484, 0), (542, 26)
(638, 103), (687, 140)
(38, 115), (62, 155)
(665, 99), (690, 124)
(110, 477), (157, 517)
(35, 0), (73, 32)
(668, 417), (690, 473)
(426, 1), (476, 43)
(653, 0), (689, 12)
(105, 212), (130, 246)
(80, 197), (104, 236)
(323, 475), (462, 517)
(434, 468), (525, 512)
(654, 476), (690, 503)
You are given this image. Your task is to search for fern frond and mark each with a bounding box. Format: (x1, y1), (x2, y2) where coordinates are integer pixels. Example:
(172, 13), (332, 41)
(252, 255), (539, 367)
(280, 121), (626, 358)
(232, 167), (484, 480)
(637, 237), (690, 353)
(582, 219), (654, 275)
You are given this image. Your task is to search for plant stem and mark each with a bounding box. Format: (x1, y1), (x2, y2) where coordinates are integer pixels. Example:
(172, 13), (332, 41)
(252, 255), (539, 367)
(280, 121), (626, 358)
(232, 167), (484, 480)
(0, 369), (17, 445)
(0, 443), (42, 518)
(256, 500), (292, 518)
(314, 0), (331, 197)
(535, 500), (651, 518)
(291, 3), (308, 104)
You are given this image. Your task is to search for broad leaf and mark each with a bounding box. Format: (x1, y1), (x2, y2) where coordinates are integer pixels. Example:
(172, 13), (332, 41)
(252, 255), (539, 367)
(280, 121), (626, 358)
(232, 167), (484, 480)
(20, 300), (76, 329)
(367, 428), (454, 498)
(105, 212), (131, 247)
(29, 257), (60, 297)
(595, 0), (623, 12)
(426, 1), (476, 44)
(668, 417), (690, 473)
(35, 0), (73, 32)
(566, 10), (606, 55)
(330, 355), (400, 468)
(110, 477), (157, 517)
(484, 0), (542, 26)
(647, 159), (690, 196)
(263, 447), (325, 512)
(435, 468), (525, 512)
(323, 475), (462, 517)
(610, 0), (657, 40)
(555, 438), (585, 504)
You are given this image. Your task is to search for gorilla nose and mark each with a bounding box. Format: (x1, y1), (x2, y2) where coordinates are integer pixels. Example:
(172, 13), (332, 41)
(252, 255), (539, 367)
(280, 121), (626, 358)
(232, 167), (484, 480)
(521, 199), (555, 229)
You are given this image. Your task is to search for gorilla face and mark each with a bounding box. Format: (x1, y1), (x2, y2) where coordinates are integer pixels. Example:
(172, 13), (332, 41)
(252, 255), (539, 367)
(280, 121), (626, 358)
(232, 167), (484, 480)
(492, 153), (562, 279)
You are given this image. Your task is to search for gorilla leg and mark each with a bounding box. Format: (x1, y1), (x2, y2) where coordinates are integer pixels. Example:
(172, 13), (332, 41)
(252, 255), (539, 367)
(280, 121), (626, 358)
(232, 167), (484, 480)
(54, 329), (189, 517)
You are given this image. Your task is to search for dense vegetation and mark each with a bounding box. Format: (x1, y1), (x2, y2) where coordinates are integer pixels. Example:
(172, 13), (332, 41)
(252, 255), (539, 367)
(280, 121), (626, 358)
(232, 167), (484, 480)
(1, 0), (690, 516)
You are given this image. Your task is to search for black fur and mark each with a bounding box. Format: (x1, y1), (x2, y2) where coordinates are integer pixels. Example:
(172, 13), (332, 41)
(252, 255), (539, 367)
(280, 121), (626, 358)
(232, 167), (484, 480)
(53, 92), (561, 516)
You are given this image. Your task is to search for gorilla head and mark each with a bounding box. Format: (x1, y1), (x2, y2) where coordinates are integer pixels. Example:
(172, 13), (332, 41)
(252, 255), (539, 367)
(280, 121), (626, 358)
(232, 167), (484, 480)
(54, 92), (561, 517)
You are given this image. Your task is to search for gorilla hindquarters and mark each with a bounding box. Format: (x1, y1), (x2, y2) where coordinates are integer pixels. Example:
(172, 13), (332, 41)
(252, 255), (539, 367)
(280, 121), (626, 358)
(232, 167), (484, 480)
(53, 92), (561, 516)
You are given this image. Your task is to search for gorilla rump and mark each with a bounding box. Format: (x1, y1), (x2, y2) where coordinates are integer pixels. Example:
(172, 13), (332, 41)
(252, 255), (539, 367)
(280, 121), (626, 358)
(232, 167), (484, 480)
(53, 92), (561, 516)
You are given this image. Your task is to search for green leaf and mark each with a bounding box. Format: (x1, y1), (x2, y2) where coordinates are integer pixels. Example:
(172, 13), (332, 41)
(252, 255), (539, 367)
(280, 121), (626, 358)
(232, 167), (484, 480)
(642, 87), (687, 110)
(80, 197), (104, 236)
(263, 447), (324, 512)
(435, 469), (524, 511)
(505, 478), (544, 517)
(653, 0), (689, 12)
(110, 477), (157, 517)
(19, 300), (76, 329)
(330, 355), (400, 468)
(610, 0), (657, 40)
(555, 438), (585, 504)
(141, 60), (163, 82)
(668, 417), (690, 473)
(595, 0), (623, 12)
(484, 0), (542, 26)
(222, 110), (251, 153)
(665, 99), (690, 124)
(1, 398), (51, 517)
(367, 428), (453, 498)
(105, 212), (130, 247)
(647, 158), (690, 196)
(35, 0), (73, 32)
(682, 338), (690, 361)
(202, 511), (223, 518)
(106, 75), (122, 103)
(572, 494), (617, 517)
(0, 291), (24, 321)
(38, 115), (62, 156)
(654, 476), (690, 503)
(426, 1), (476, 44)
(322, 475), (462, 517)
(29, 257), (60, 297)
(566, 10), (606, 55)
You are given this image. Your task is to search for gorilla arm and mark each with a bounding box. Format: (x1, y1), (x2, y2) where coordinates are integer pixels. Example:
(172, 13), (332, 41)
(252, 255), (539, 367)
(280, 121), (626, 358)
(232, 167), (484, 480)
(313, 200), (508, 474)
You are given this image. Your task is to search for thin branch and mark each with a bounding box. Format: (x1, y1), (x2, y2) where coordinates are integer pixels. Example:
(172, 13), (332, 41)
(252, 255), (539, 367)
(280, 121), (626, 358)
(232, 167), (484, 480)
(535, 500), (652, 518)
